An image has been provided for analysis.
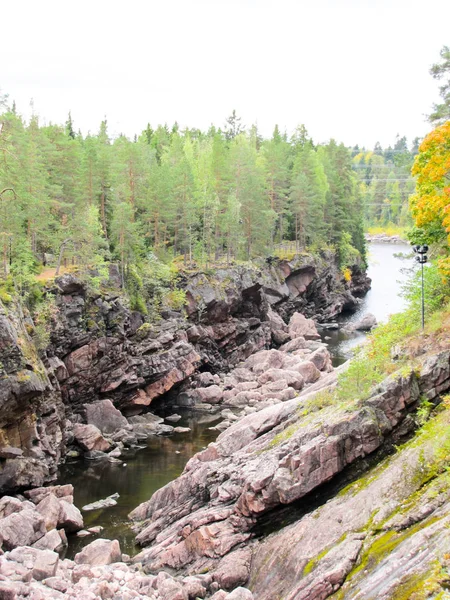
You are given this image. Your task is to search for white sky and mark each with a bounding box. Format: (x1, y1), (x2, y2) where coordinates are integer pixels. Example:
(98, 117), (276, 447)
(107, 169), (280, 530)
(2, 0), (449, 148)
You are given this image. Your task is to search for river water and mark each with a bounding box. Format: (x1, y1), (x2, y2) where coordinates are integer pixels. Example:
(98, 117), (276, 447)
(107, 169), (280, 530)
(58, 241), (412, 558)
(324, 241), (412, 365)
(58, 411), (221, 558)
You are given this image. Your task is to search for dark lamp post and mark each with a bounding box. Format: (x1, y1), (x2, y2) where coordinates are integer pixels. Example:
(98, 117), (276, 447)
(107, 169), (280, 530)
(412, 244), (428, 329)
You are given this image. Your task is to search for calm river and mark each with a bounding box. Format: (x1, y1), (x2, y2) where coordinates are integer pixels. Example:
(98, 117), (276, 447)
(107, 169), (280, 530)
(325, 241), (413, 365)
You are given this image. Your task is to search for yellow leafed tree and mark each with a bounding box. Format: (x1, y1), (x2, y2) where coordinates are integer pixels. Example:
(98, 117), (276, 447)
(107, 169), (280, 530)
(410, 120), (450, 274)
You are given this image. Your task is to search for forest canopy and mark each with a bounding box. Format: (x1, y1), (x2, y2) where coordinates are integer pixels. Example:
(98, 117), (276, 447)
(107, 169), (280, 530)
(0, 96), (418, 304)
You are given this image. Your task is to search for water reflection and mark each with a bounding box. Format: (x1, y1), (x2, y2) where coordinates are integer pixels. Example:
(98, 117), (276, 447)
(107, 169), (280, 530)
(58, 410), (220, 558)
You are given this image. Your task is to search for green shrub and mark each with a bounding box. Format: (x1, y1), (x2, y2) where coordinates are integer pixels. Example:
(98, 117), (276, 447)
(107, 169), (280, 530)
(0, 288), (12, 304)
(135, 322), (152, 340)
(166, 289), (187, 310)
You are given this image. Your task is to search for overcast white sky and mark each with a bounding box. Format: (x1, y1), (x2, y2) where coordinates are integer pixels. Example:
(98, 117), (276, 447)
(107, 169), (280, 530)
(2, 0), (449, 148)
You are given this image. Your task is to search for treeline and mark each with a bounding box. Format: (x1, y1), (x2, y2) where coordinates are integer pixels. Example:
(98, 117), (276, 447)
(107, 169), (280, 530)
(0, 104), (369, 291)
(350, 136), (418, 228)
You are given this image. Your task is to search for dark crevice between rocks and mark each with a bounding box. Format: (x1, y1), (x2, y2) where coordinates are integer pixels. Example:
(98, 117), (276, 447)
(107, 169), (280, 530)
(252, 427), (419, 541)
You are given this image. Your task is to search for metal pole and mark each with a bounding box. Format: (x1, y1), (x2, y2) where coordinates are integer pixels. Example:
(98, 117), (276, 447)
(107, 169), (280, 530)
(421, 260), (425, 330)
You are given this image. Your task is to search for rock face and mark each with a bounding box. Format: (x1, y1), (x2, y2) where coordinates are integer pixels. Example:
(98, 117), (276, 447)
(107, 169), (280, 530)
(0, 302), (65, 493)
(129, 351), (450, 586)
(174, 315), (332, 418)
(46, 252), (368, 417)
(249, 401), (450, 600)
(0, 483), (254, 600)
(0, 248), (369, 493)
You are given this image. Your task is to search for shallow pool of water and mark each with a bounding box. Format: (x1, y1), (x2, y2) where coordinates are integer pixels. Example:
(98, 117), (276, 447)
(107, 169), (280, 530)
(58, 410), (220, 558)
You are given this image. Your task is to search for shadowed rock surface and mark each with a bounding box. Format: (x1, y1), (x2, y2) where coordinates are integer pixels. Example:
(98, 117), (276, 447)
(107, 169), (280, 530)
(0, 304), (66, 493)
(249, 407), (450, 600)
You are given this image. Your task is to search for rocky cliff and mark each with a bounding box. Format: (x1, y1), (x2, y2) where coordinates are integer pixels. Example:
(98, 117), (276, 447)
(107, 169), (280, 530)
(47, 251), (368, 415)
(0, 250), (368, 494)
(0, 303), (66, 493)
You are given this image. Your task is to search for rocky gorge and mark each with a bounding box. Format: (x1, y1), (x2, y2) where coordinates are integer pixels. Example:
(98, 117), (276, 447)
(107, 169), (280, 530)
(2, 247), (450, 599)
(0, 249), (368, 493)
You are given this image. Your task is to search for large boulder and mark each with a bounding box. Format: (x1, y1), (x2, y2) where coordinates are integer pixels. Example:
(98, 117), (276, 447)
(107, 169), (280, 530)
(257, 369), (304, 391)
(72, 423), (110, 452)
(24, 484), (74, 505)
(1, 509), (46, 550)
(288, 312), (320, 340)
(36, 494), (62, 531)
(296, 361), (321, 384)
(195, 385), (224, 405)
(32, 529), (67, 552)
(57, 498), (83, 533)
(84, 399), (128, 434)
(32, 549), (59, 581)
(0, 496), (24, 519)
(74, 538), (122, 566)
(354, 312), (377, 331)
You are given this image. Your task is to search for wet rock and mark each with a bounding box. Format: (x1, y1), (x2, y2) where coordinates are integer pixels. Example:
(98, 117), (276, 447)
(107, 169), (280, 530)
(76, 530), (92, 537)
(84, 449), (109, 460)
(84, 399), (128, 434)
(108, 447), (122, 458)
(173, 427), (191, 434)
(319, 322), (339, 330)
(82, 494), (119, 512)
(354, 312), (377, 331)
(166, 414), (182, 423)
(156, 424), (175, 436)
(87, 526), (103, 534)
(74, 538), (122, 566)
(72, 424), (110, 452)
